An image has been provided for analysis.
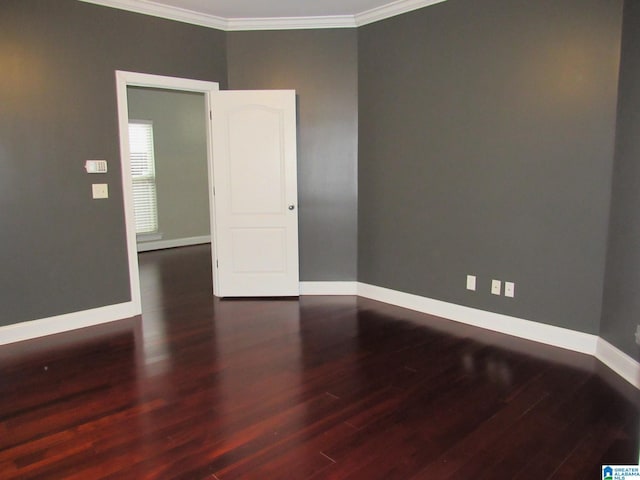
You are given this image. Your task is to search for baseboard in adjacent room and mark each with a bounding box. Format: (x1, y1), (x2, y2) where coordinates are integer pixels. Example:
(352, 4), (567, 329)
(137, 235), (211, 252)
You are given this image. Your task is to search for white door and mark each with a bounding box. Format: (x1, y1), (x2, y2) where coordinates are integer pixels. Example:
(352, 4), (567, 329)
(211, 90), (299, 297)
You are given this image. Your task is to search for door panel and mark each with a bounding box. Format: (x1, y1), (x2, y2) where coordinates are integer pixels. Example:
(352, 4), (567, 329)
(212, 90), (299, 297)
(229, 106), (284, 214)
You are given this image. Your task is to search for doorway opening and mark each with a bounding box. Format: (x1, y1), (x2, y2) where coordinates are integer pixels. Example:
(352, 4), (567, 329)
(127, 87), (210, 254)
(115, 71), (220, 316)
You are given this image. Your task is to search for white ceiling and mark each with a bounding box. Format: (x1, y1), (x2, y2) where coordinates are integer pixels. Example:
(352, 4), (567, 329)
(154, 0), (397, 18)
(80, 0), (448, 30)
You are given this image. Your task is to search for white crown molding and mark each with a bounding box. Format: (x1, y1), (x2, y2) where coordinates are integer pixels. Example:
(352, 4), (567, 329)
(79, 0), (228, 30)
(226, 16), (356, 31)
(355, 0), (448, 26)
(79, 0), (450, 31)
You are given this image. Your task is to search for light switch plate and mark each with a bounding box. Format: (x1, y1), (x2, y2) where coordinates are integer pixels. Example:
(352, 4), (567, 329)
(92, 183), (109, 199)
(491, 279), (501, 295)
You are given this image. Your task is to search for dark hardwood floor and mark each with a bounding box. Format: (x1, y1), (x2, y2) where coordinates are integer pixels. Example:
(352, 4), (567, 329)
(1, 245), (638, 479)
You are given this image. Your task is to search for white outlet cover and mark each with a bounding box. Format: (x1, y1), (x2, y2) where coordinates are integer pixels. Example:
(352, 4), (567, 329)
(505, 281), (515, 298)
(491, 279), (501, 295)
(466, 275), (476, 291)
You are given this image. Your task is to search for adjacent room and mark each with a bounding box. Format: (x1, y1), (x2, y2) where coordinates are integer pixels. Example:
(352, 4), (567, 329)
(1, 0), (639, 478)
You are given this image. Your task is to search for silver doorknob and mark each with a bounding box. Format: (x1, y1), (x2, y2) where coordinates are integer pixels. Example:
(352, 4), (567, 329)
(288, 205), (295, 210)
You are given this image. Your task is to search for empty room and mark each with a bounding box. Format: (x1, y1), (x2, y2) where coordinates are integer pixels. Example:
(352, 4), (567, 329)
(1, 0), (639, 478)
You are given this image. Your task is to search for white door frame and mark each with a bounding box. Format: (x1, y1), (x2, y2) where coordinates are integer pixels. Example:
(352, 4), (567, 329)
(115, 70), (220, 314)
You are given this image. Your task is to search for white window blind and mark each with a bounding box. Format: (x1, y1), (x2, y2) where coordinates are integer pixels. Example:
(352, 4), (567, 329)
(129, 121), (158, 234)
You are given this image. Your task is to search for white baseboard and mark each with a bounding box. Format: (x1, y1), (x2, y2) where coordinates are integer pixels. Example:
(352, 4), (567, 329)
(357, 283), (599, 354)
(595, 338), (640, 389)
(357, 282), (640, 389)
(0, 301), (140, 345)
(299, 281), (358, 295)
(137, 235), (211, 252)
(3, 278), (638, 390)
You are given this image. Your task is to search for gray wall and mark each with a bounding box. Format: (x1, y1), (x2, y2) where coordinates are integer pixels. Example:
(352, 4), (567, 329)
(358, 0), (622, 333)
(227, 29), (358, 281)
(0, 0), (226, 327)
(127, 87), (210, 243)
(601, 0), (640, 358)
(4, 0), (638, 362)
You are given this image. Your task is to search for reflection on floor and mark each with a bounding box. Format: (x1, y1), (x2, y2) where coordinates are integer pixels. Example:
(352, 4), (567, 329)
(1, 244), (638, 479)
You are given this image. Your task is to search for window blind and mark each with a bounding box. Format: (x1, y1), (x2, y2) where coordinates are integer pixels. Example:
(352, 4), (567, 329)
(128, 121), (158, 234)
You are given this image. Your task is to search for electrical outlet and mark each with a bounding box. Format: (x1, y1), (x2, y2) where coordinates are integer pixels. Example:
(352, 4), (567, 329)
(635, 325), (640, 346)
(504, 282), (515, 298)
(466, 275), (476, 291)
(491, 279), (501, 296)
